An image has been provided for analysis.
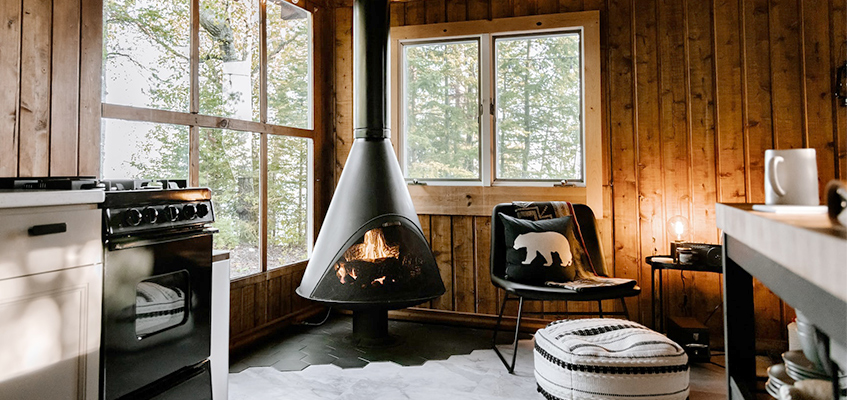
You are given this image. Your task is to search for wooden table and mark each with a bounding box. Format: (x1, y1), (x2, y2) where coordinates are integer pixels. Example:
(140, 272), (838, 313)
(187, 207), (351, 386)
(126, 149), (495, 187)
(716, 203), (847, 399)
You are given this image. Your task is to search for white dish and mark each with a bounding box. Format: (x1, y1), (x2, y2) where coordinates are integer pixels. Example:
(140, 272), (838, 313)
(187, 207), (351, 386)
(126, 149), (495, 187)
(752, 204), (828, 214)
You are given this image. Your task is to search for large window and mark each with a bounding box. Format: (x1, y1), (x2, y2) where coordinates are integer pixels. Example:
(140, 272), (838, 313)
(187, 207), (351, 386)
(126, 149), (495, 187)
(103, 0), (316, 280)
(391, 13), (602, 212)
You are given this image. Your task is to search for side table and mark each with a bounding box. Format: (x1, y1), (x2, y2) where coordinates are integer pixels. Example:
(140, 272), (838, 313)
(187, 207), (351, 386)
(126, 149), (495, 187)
(647, 255), (722, 332)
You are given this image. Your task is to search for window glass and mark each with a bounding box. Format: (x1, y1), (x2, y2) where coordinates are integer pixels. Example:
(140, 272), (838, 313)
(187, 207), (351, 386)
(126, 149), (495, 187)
(495, 33), (582, 181)
(402, 40), (480, 180)
(267, 1), (312, 128)
(267, 135), (312, 269)
(198, 0), (261, 120)
(103, 0), (190, 111)
(199, 129), (261, 279)
(101, 119), (189, 180)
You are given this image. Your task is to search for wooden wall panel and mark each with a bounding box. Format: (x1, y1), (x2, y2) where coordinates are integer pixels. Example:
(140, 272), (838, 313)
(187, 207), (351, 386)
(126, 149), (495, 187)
(18, 0), (52, 177)
(49, 0), (81, 176)
(634, 0), (663, 324)
(686, 0), (722, 337)
(330, 0), (847, 344)
(430, 215), (454, 310)
(334, 6), (353, 183)
(769, 0), (805, 150)
(2, 0), (101, 178)
(453, 216), (475, 313)
(0, 0), (21, 176)
(78, 0), (103, 177)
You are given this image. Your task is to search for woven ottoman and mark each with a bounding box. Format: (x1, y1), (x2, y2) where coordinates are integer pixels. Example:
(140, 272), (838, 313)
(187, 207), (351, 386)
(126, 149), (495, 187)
(534, 318), (689, 400)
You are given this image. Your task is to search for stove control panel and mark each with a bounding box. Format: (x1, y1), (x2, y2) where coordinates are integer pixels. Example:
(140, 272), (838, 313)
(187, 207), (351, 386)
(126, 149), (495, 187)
(104, 200), (215, 236)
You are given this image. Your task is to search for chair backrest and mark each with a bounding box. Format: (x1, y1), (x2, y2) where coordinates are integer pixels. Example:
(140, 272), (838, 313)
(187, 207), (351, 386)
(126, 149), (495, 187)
(490, 203), (609, 282)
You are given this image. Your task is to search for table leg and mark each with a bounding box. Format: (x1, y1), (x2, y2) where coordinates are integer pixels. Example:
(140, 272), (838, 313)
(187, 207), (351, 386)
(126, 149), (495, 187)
(658, 266), (664, 332)
(651, 265), (656, 329)
(723, 234), (756, 399)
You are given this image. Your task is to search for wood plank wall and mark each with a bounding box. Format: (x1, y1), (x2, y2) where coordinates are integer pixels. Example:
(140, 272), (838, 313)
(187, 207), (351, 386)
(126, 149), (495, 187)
(332, 0), (847, 345)
(229, 262), (324, 349)
(0, 0), (101, 178)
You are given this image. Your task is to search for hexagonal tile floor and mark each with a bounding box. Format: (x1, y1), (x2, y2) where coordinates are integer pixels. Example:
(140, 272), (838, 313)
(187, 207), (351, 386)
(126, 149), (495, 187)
(229, 312), (522, 373)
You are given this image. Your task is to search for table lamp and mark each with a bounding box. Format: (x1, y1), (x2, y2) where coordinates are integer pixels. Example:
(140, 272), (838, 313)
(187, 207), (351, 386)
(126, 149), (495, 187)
(667, 215), (690, 262)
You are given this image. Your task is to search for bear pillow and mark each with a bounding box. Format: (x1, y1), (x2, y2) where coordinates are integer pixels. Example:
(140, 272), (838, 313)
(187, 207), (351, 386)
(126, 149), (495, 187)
(499, 213), (578, 284)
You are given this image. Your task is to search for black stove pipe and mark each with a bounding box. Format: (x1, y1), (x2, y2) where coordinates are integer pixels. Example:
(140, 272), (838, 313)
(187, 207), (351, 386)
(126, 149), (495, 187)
(353, 0), (390, 140)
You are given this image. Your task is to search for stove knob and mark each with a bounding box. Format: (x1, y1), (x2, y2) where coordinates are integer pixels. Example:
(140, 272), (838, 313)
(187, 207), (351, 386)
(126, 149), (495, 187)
(196, 203), (209, 218)
(165, 205), (180, 222)
(142, 207), (159, 224)
(124, 208), (142, 226)
(183, 204), (197, 220)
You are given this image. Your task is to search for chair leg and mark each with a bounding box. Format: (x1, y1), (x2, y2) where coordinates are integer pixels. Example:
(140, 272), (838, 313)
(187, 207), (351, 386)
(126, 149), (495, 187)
(620, 297), (631, 320)
(598, 300), (603, 317)
(492, 292), (523, 374)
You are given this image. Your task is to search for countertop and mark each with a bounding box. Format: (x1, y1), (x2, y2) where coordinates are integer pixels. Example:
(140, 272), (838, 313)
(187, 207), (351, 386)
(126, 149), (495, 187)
(0, 189), (105, 209)
(716, 203), (847, 304)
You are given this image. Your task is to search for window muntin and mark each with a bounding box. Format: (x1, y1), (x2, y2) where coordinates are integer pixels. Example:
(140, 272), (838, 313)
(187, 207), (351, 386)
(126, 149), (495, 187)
(401, 39), (481, 181)
(494, 32), (583, 182)
(103, 0), (190, 112)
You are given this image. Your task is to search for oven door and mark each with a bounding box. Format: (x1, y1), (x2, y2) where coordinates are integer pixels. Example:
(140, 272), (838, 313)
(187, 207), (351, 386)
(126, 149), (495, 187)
(101, 229), (214, 400)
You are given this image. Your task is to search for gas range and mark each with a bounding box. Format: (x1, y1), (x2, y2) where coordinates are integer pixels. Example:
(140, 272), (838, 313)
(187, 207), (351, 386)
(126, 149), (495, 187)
(99, 179), (215, 238)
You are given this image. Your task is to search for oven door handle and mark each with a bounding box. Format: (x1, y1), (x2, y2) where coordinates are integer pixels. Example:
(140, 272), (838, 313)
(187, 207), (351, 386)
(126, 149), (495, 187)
(108, 227), (219, 251)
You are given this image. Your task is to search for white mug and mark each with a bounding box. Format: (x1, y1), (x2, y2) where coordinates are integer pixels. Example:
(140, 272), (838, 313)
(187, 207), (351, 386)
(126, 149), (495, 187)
(764, 149), (819, 206)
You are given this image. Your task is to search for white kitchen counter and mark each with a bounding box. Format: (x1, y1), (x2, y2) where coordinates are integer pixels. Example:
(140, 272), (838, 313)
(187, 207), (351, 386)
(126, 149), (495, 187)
(0, 189), (105, 208)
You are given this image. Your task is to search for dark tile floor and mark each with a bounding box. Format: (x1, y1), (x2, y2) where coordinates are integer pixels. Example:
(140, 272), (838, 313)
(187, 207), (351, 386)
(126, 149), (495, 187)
(229, 312), (521, 373)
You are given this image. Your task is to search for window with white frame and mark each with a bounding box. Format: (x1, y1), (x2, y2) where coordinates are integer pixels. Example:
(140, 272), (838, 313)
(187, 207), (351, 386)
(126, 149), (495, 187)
(392, 13), (599, 190)
(102, 0), (316, 280)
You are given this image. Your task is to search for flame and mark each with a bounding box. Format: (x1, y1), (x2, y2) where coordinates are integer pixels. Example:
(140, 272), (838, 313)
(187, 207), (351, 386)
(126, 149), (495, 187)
(372, 276), (386, 285)
(344, 229), (400, 262)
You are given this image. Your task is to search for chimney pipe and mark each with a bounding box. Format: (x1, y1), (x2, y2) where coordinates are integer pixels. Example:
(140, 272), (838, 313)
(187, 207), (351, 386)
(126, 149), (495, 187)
(353, 0), (391, 139)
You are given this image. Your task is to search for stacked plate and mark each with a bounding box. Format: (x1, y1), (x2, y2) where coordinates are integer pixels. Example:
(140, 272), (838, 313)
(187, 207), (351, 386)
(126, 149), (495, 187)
(766, 363), (796, 398)
(783, 350), (830, 381)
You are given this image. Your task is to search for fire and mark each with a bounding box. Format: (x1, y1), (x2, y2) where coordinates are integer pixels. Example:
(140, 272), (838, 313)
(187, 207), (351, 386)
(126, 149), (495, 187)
(343, 229), (400, 262)
(372, 276), (386, 285)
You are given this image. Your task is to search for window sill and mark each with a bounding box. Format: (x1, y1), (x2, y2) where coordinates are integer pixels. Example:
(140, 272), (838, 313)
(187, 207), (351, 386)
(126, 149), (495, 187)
(408, 185), (591, 216)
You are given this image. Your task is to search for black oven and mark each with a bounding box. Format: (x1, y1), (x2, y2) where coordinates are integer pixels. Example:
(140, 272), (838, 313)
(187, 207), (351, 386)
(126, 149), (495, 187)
(100, 181), (216, 400)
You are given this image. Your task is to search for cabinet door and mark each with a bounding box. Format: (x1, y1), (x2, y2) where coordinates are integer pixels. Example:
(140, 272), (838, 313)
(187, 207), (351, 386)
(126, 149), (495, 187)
(0, 264), (102, 400)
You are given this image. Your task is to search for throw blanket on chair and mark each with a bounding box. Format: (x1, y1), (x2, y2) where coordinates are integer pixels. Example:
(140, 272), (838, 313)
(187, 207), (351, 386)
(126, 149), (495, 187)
(512, 201), (636, 292)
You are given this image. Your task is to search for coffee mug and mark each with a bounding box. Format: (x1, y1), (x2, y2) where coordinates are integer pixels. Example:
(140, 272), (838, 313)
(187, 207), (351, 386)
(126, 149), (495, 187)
(764, 149), (819, 205)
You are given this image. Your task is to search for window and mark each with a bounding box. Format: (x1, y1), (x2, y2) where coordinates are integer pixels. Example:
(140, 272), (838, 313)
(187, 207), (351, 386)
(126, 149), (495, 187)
(391, 13), (602, 213)
(103, 0), (318, 280)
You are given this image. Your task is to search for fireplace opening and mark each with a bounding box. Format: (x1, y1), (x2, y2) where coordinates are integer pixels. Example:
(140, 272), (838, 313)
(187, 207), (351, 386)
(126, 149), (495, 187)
(296, 0), (444, 345)
(310, 215), (443, 306)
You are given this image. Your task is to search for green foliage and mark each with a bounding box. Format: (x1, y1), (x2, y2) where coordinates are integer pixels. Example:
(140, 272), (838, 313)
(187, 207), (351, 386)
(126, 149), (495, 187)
(496, 34), (582, 180)
(404, 41), (480, 180)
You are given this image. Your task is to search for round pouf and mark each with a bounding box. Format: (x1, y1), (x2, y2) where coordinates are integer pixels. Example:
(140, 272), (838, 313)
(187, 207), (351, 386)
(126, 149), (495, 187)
(534, 318), (690, 400)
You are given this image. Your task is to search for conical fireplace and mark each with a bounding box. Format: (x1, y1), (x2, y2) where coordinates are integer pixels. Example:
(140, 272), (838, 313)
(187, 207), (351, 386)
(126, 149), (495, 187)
(297, 0), (444, 345)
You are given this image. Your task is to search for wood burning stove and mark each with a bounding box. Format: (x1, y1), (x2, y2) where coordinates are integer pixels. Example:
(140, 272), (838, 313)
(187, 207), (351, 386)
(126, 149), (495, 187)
(296, 0), (444, 345)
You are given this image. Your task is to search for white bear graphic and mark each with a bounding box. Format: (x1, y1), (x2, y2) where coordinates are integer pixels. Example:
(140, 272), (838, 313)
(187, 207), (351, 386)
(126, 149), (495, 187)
(513, 231), (572, 267)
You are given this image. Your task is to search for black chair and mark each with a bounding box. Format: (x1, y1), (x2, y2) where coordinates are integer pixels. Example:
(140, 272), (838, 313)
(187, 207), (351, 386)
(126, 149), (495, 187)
(490, 203), (641, 373)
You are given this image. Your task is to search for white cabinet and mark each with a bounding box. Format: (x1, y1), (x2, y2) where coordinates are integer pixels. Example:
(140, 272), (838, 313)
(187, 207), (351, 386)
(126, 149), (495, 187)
(211, 252), (230, 400)
(0, 203), (102, 400)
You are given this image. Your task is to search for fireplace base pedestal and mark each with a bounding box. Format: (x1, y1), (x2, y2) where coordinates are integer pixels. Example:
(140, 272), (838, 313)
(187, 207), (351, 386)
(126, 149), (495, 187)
(351, 309), (399, 347)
